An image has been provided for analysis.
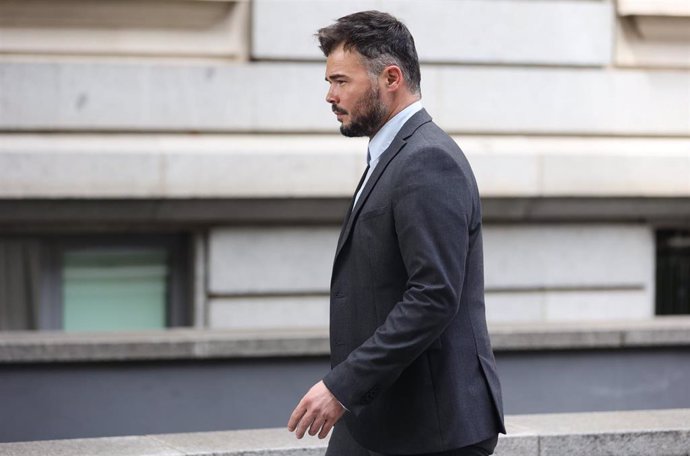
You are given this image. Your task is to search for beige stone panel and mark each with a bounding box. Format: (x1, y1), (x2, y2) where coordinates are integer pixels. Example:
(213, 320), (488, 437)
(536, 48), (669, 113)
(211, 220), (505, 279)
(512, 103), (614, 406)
(252, 0), (613, 66)
(0, 134), (687, 199)
(429, 65), (690, 136)
(2, 61), (689, 135)
(467, 148), (541, 197)
(208, 226), (339, 295)
(617, 0), (690, 16)
(544, 288), (653, 321)
(540, 152), (690, 197)
(162, 136), (367, 198)
(0, 0), (250, 58)
(616, 18), (690, 67)
(486, 288), (653, 324)
(0, 147), (164, 197)
(465, 136), (690, 198)
(0, 133), (369, 198)
(485, 292), (545, 323)
(482, 224), (655, 290)
(208, 295), (329, 330)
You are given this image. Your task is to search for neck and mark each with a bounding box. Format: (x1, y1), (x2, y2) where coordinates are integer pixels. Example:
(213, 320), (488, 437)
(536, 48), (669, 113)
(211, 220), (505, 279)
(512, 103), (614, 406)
(368, 95), (420, 139)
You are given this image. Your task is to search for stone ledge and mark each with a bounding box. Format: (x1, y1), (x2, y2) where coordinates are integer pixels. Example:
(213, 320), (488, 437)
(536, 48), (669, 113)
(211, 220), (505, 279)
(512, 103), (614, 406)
(0, 198), (689, 227)
(1, 317), (690, 363)
(0, 409), (688, 456)
(1, 135), (689, 199)
(489, 317), (690, 351)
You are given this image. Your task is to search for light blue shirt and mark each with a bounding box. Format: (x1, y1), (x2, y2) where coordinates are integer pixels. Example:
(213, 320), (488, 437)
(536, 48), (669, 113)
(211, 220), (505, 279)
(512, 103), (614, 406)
(354, 100), (423, 205)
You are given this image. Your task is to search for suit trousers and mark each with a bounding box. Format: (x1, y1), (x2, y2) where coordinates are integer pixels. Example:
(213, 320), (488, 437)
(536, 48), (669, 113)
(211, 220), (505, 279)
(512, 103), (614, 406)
(326, 423), (497, 456)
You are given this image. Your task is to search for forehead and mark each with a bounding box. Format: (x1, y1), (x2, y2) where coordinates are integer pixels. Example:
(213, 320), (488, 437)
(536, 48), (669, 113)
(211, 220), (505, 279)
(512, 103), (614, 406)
(325, 45), (368, 78)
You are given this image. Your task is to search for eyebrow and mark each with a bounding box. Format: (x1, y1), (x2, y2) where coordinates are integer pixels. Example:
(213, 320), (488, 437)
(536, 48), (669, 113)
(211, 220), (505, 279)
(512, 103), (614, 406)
(325, 73), (348, 82)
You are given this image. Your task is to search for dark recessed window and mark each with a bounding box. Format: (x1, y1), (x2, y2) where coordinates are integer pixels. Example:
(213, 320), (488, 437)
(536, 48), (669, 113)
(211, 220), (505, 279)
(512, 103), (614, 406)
(656, 230), (690, 315)
(0, 234), (191, 331)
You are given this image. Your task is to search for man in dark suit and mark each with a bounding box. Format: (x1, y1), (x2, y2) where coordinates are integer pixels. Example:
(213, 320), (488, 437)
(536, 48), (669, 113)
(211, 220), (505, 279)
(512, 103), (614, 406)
(288, 11), (505, 456)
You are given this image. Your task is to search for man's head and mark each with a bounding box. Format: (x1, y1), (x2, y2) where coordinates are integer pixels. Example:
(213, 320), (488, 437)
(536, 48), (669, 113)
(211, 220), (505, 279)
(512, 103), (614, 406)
(317, 11), (421, 137)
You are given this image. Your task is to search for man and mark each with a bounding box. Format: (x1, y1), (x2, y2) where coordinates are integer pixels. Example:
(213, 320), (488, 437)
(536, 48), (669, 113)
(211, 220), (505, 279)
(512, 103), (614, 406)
(288, 11), (505, 456)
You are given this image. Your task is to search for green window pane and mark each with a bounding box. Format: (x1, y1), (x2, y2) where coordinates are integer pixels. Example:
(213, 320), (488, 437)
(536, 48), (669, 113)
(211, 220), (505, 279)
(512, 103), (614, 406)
(63, 248), (168, 331)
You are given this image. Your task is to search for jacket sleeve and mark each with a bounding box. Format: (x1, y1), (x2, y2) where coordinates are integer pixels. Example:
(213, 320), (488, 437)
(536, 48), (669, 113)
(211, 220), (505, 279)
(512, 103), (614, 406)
(322, 145), (475, 416)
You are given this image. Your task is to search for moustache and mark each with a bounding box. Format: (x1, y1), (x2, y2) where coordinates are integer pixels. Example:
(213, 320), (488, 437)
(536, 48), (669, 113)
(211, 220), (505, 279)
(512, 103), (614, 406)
(331, 105), (348, 115)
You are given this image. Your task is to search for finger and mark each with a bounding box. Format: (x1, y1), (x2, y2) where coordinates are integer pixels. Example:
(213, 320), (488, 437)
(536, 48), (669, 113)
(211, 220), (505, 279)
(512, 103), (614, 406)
(295, 413), (315, 439)
(287, 404), (306, 432)
(309, 415), (325, 436)
(318, 419), (333, 439)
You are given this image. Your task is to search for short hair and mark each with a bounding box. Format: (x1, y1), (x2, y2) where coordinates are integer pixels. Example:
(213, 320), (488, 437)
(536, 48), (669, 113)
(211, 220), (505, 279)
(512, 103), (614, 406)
(316, 10), (421, 95)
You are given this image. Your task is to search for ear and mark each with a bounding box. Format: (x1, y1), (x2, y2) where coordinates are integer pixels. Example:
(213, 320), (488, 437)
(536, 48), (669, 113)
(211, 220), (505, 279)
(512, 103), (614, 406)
(382, 65), (404, 92)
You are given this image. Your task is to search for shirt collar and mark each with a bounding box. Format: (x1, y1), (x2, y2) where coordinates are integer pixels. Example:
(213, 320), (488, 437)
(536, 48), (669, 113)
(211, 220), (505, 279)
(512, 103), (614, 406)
(368, 100), (423, 167)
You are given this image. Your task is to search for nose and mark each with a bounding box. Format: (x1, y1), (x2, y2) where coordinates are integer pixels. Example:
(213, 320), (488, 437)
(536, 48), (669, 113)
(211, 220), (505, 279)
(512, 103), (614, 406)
(326, 85), (338, 104)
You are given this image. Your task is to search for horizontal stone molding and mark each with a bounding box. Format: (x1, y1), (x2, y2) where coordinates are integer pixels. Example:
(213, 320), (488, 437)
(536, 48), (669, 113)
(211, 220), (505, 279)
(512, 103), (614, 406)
(1, 317), (689, 363)
(0, 198), (689, 227)
(1, 61), (689, 135)
(1, 134), (688, 199)
(0, 409), (688, 455)
(252, 0), (613, 66)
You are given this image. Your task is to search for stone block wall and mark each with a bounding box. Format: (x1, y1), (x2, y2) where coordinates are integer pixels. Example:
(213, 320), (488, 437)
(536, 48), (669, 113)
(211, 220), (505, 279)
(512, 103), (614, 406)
(0, 0), (688, 329)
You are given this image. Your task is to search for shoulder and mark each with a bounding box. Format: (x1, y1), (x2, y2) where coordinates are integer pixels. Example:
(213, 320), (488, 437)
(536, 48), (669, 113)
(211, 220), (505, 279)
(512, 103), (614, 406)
(398, 122), (469, 176)
(392, 122), (481, 209)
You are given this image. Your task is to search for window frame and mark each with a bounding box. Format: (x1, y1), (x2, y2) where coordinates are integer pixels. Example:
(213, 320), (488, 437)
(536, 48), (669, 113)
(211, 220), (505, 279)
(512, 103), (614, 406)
(1, 233), (192, 331)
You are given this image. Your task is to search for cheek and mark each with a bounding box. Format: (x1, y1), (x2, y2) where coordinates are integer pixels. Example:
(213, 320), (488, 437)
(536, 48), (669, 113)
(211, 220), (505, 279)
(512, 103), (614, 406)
(343, 91), (361, 109)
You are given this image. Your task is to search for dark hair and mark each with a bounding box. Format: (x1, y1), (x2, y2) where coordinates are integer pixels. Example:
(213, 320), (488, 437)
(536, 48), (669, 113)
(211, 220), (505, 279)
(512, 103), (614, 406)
(316, 10), (421, 95)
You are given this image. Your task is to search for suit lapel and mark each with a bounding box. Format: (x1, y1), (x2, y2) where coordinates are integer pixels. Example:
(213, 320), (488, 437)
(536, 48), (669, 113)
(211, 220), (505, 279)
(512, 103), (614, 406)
(334, 109), (432, 261)
(335, 164), (369, 251)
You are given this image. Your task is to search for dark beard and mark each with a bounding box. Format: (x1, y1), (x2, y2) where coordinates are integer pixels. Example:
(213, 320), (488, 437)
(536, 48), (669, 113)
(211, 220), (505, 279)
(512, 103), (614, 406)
(338, 86), (388, 138)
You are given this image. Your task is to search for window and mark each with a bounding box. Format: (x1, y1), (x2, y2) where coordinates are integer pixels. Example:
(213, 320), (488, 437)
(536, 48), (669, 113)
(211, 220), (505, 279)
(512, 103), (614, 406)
(656, 230), (690, 315)
(0, 234), (191, 331)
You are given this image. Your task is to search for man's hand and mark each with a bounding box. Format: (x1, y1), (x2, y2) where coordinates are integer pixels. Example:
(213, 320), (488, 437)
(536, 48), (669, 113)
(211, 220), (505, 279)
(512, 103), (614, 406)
(287, 380), (345, 439)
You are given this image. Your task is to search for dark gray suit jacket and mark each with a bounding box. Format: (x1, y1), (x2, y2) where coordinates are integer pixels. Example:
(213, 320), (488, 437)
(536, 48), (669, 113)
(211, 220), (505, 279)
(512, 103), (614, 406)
(323, 109), (505, 454)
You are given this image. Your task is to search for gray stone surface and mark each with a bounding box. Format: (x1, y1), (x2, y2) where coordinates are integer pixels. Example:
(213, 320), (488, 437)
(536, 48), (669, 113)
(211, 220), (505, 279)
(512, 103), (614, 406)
(493, 425), (539, 456)
(1, 317), (690, 363)
(1, 409), (689, 456)
(484, 225), (653, 289)
(482, 224), (655, 323)
(0, 328), (331, 363)
(208, 227), (338, 294)
(210, 223), (656, 328)
(0, 435), (182, 456)
(1, 61), (689, 135)
(252, 0), (613, 66)
(208, 296), (330, 330)
(511, 409), (690, 456)
(153, 428), (327, 455)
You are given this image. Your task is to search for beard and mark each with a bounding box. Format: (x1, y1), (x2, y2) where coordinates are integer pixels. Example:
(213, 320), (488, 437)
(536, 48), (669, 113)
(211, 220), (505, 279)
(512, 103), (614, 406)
(334, 84), (388, 138)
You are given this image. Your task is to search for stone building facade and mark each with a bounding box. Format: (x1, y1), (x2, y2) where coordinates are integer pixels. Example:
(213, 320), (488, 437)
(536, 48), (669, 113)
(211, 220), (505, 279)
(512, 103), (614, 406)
(0, 0), (688, 332)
